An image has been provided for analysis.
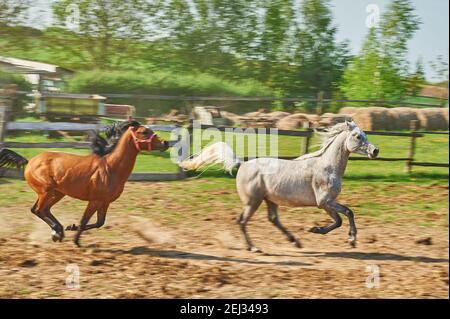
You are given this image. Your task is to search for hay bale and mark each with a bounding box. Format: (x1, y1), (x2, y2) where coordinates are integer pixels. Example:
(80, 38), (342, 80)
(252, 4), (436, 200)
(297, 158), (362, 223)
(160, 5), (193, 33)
(221, 111), (242, 126)
(266, 111), (290, 120)
(319, 113), (352, 127)
(244, 111), (262, 118)
(276, 113), (310, 130)
(192, 106), (213, 125)
(352, 107), (395, 131)
(303, 114), (321, 128)
(416, 108), (449, 131)
(443, 108), (449, 126)
(338, 107), (359, 115)
(167, 109), (179, 117)
(388, 107), (420, 130)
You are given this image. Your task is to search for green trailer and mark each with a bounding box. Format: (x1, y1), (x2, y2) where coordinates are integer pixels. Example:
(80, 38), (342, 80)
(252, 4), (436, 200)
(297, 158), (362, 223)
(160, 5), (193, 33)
(36, 92), (107, 123)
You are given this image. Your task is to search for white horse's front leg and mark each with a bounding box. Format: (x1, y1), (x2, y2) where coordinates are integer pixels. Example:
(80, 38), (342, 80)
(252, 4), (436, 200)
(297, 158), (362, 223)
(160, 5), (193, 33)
(309, 200), (343, 235)
(311, 198), (357, 247)
(335, 203), (357, 247)
(309, 181), (342, 234)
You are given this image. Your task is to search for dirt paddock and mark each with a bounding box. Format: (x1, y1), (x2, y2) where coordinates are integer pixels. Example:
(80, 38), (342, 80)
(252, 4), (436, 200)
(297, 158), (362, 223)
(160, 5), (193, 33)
(0, 178), (448, 298)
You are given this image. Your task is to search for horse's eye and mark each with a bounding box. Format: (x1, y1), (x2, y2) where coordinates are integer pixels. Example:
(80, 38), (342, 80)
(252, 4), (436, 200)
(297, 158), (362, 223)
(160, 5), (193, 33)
(356, 135), (361, 140)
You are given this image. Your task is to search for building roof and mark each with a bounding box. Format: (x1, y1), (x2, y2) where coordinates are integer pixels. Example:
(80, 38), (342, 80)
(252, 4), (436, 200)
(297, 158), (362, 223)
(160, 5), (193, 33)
(0, 56), (74, 75)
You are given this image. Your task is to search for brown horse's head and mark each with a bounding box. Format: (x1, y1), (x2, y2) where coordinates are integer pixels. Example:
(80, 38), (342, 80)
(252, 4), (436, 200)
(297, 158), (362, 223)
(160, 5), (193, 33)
(130, 126), (169, 152)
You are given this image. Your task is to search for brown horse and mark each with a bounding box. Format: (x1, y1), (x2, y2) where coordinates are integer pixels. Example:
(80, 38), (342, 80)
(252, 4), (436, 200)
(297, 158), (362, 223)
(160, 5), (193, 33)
(0, 121), (168, 246)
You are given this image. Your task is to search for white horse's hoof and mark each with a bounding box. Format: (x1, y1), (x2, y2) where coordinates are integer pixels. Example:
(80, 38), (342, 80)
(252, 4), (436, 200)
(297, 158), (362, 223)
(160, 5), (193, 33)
(293, 240), (302, 249)
(309, 226), (325, 234)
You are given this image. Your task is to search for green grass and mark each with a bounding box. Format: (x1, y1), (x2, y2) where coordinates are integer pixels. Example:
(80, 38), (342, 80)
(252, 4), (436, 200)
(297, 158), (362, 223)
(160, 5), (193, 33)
(4, 129), (449, 178)
(1, 130), (448, 227)
(5, 131), (178, 173)
(188, 129), (449, 180)
(0, 174), (447, 228)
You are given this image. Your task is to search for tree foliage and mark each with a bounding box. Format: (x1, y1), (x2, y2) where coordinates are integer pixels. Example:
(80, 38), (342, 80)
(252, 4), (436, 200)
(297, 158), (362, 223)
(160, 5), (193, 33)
(340, 0), (421, 101)
(0, 0), (426, 104)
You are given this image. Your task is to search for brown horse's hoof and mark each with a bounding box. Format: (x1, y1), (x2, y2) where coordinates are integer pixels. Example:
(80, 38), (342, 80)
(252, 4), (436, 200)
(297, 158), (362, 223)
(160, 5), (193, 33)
(51, 230), (64, 242)
(248, 247), (263, 253)
(66, 224), (79, 231)
(74, 236), (81, 247)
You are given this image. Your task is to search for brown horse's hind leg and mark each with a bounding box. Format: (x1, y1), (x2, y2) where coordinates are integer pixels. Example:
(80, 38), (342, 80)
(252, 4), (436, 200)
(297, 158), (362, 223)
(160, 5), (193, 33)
(73, 201), (100, 247)
(66, 203), (109, 232)
(31, 191), (65, 242)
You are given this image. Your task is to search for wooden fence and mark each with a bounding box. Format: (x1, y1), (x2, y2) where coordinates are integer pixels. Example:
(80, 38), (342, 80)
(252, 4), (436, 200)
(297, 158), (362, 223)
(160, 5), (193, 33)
(0, 104), (185, 181)
(0, 105), (448, 180)
(9, 90), (448, 120)
(190, 122), (449, 172)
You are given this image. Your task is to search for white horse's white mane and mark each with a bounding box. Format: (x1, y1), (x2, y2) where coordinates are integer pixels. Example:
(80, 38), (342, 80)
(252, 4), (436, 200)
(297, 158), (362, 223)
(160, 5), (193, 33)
(318, 122), (353, 147)
(295, 122), (354, 161)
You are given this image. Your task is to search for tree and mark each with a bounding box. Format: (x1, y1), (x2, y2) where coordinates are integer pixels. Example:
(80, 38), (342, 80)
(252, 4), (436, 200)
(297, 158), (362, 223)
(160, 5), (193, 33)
(0, 0), (29, 27)
(340, 0), (421, 101)
(429, 54), (449, 84)
(292, 0), (350, 98)
(0, 0), (31, 51)
(51, 0), (154, 69)
(380, 0), (421, 75)
(407, 57), (426, 96)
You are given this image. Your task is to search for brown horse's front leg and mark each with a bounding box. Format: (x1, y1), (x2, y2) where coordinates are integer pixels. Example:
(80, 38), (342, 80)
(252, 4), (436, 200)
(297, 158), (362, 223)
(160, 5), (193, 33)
(73, 202), (109, 247)
(74, 202), (98, 247)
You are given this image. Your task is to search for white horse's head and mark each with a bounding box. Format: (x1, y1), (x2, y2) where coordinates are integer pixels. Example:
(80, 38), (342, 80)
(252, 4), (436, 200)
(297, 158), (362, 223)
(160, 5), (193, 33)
(344, 121), (379, 159)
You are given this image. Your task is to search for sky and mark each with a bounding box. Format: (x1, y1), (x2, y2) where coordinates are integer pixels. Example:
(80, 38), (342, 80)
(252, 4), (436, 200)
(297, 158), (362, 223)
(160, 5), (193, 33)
(27, 0), (449, 81)
(331, 0), (449, 81)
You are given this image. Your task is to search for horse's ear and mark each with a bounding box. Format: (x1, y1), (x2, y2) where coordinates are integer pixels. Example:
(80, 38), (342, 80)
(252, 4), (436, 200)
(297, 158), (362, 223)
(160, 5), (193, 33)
(345, 119), (356, 130)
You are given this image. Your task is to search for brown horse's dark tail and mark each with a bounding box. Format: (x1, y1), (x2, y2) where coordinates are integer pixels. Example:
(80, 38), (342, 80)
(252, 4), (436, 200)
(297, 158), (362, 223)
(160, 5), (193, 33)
(0, 149), (28, 169)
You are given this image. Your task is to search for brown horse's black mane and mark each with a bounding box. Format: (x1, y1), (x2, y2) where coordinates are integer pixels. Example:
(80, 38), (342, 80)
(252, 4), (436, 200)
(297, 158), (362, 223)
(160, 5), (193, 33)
(90, 120), (141, 156)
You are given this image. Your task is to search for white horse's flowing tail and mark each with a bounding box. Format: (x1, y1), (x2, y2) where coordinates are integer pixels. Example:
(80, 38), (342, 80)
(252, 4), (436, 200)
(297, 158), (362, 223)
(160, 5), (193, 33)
(179, 142), (240, 175)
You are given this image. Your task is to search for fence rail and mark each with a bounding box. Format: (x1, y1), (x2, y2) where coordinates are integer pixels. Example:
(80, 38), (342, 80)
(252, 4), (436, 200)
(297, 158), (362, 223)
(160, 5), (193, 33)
(0, 105), (185, 180)
(0, 106), (448, 180)
(190, 122), (448, 169)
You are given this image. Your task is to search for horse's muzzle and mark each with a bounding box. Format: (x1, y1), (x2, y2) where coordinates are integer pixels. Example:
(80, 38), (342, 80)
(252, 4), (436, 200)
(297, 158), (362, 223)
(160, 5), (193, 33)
(368, 146), (379, 159)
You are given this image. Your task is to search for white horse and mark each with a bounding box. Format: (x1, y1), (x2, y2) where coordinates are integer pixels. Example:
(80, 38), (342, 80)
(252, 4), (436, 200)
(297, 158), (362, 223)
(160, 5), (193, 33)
(180, 121), (379, 252)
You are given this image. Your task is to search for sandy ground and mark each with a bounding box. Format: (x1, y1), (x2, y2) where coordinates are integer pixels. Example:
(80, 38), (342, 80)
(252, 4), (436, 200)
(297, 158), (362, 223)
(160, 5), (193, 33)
(0, 181), (448, 299)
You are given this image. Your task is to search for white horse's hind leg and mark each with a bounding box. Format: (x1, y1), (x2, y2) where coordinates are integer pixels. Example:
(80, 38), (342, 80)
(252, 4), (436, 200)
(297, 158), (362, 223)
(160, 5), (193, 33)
(237, 202), (262, 253)
(266, 199), (302, 248)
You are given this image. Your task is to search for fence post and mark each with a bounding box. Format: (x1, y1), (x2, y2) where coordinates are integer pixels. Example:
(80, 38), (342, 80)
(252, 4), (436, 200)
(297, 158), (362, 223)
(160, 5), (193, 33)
(0, 89), (12, 147)
(405, 120), (418, 174)
(187, 118), (194, 158)
(302, 122), (311, 155)
(0, 104), (7, 147)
